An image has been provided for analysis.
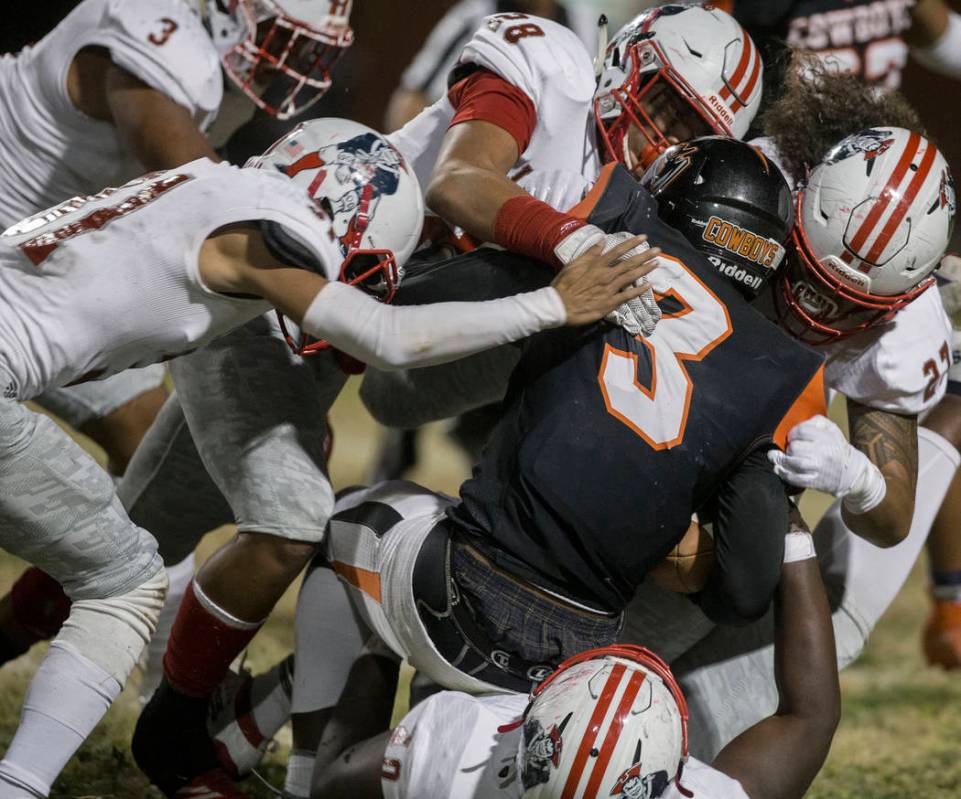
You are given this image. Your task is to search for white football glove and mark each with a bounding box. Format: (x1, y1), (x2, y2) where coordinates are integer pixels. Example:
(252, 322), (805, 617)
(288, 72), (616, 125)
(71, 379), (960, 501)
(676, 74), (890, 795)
(767, 415), (886, 514)
(554, 225), (662, 337)
(600, 231), (662, 337)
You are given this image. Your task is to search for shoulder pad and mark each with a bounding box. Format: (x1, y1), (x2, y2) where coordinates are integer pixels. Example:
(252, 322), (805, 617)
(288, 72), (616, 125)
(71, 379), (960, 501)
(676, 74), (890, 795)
(96, 0), (222, 116)
(457, 14), (594, 106)
(826, 286), (953, 414)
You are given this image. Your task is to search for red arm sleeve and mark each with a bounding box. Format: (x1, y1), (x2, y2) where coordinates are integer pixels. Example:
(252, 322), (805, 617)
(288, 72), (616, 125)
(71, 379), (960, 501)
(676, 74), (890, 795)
(447, 69), (538, 156)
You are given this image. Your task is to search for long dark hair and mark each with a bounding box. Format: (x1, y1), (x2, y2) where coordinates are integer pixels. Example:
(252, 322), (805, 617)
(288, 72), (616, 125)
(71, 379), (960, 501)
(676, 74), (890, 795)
(759, 48), (924, 181)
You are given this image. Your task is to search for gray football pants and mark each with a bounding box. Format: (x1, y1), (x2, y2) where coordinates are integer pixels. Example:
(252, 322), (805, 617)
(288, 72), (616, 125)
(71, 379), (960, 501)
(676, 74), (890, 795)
(0, 389), (160, 600)
(119, 313), (347, 565)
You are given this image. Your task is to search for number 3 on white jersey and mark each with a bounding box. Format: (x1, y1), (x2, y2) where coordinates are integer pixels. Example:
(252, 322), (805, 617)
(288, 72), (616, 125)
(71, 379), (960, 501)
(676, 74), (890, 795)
(598, 255), (732, 450)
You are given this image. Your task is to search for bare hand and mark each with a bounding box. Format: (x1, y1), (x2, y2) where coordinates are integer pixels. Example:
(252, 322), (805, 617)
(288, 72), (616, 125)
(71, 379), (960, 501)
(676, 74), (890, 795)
(551, 235), (660, 327)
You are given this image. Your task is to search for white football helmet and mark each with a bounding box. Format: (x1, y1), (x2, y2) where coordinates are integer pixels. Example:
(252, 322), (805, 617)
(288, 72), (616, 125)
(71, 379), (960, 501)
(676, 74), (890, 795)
(250, 118), (424, 354)
(594, 4), (763, 173)
(198, 0), (354, 119)
(775, 127), (956, 343)
(516, 645), (688, 799)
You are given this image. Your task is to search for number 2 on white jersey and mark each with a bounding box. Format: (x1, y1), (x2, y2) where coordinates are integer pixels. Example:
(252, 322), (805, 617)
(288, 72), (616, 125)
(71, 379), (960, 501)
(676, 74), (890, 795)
(598, 255), (732, 449)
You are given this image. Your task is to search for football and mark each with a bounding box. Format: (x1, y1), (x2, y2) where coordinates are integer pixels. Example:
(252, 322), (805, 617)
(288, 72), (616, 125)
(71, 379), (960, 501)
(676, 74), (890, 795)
(648, 518), (716, 594)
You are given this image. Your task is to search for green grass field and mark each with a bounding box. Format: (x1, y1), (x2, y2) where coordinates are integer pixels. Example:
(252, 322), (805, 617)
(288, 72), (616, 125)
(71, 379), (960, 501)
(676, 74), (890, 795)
(1, 382), (957, 797)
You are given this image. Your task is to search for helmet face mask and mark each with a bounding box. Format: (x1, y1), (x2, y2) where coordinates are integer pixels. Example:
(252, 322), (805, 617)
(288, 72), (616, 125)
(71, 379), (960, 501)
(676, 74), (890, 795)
(773, 211), (923, 344)
(596, 41), (721, 173)
(594, 5), (762, 173)
(218, 0), (354, 119)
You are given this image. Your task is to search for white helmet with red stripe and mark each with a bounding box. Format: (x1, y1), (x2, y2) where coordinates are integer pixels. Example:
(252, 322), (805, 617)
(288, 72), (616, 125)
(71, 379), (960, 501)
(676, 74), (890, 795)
(199, 0), (354, 119)
(775, 127), (956, 343)
(517, 645), (688, 799)
(594, 4), (762, 174)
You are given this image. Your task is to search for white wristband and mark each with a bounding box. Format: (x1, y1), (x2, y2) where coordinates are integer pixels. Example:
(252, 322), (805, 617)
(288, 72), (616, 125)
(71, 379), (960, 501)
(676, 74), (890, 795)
(842, 453), (887, 515)
(301, 281), (566, 371)
(911, 11), (961, 80)
(784, 531), (816, 563)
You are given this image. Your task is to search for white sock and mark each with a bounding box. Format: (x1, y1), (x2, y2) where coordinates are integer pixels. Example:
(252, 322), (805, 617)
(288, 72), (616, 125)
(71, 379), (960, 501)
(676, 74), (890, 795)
(0, 641), (121, 797)
(140, 553), (194, 701)
(284, 749), (316, 799)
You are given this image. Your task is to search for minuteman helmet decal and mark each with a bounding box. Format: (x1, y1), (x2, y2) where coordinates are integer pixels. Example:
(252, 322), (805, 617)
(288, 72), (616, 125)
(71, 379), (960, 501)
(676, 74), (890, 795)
(610, 742), (671, 799)
(521, 714), (572, 790)
(283, 131), (403, 257)
(823, 128), (895, 165)
(251, 118), (423, 356)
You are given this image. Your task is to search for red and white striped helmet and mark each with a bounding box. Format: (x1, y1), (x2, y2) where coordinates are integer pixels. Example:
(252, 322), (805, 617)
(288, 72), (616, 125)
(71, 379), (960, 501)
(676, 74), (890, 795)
(594, 4), (762, 173)
(202, 0), (354, 119)
(517, 645), (688, 799)
(775, 127), (956, 343)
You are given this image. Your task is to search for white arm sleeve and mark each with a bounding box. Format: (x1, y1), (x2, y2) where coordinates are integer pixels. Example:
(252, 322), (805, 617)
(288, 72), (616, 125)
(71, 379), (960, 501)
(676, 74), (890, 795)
(911, 11), (961, 79)
(301, 281), (566, 371)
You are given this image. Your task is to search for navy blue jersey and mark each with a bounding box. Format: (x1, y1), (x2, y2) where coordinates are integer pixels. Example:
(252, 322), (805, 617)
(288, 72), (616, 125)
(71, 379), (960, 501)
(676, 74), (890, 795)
(446, 165), (825, 611)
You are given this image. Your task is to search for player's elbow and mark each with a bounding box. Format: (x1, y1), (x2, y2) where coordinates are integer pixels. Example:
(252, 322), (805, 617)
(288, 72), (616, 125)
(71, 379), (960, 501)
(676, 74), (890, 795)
(698, 575), (775, 626)
(425, 165), (462, 219)
(726, 588), (773, 626)
(858, 502), (913, 548)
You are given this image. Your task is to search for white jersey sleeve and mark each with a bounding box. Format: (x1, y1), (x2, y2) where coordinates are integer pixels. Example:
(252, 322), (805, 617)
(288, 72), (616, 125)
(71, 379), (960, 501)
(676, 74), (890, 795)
(663, 757), (750, 799)
(459, 14), (593, 113)
(0, 161), (340, 399)
(87, 0), (222, 124)
(388, 13), (600, 202)
(822, 284), (953, 415)
(383, 691), (528, 799)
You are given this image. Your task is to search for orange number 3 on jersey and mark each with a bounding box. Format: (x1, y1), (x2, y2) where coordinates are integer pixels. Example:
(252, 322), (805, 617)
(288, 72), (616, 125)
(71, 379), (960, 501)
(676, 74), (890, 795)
(598, 255), (732, 450)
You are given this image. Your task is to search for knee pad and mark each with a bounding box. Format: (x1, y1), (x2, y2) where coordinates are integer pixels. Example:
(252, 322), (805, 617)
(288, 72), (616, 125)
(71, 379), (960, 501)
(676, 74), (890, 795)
(55, 567), (169, 684)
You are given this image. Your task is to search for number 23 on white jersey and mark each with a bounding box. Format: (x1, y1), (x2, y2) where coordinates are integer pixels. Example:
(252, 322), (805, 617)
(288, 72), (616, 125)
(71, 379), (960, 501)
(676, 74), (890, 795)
(598, 255), (732, 450)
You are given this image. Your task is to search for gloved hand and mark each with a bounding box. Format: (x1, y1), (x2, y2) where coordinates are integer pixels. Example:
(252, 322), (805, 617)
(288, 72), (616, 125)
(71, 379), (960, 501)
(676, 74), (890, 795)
(768, 415), (886, 514)
(554, 226), (662, 337)
(600, 232), (661, 337)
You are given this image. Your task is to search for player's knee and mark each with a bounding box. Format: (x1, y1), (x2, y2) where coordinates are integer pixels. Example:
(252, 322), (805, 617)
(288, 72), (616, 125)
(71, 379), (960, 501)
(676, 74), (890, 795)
(235, 531), (318, 580)
(0, 399), (38, 455)
(57, 566), (168, 683)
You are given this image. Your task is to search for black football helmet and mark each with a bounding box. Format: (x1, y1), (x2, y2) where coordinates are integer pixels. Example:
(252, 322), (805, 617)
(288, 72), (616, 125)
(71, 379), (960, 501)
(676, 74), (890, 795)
(639, 136), (794, 298)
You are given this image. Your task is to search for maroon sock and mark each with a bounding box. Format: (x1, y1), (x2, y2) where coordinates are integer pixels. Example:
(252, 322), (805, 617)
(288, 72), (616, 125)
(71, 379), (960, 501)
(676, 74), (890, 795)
(10, 566), (71, 640)
(163, 581), (261, 698)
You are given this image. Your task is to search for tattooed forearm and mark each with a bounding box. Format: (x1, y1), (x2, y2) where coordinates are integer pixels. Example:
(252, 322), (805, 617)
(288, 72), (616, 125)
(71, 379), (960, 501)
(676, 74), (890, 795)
(846, 399), (918, 482)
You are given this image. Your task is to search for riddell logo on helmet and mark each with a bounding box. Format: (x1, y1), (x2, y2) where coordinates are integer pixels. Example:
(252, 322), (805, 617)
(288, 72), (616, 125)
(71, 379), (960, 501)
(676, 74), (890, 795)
(702, 216), (781, 267)
(707, 255), (762, 290)
(706, 95), (734, 126)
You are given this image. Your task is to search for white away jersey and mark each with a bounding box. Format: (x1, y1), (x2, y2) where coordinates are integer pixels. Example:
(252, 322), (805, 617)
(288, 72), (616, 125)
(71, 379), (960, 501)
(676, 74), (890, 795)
(821, 284), (952, 414)
(382, 691), (748, 799)
(389, 13), (601, 206)
(0, 159), (339, 401)
(0, 0), (222, 226)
